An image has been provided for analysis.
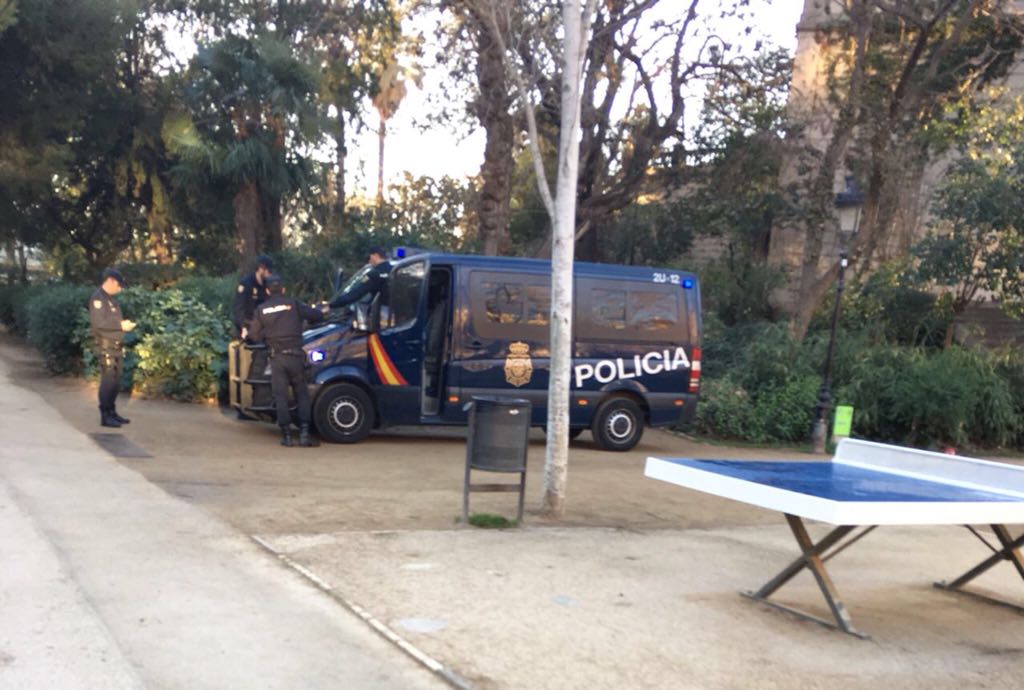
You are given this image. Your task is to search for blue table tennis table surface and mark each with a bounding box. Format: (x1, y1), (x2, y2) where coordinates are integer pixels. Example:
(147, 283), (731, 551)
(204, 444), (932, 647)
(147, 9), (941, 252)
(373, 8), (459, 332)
(665, 459), (1022, 504)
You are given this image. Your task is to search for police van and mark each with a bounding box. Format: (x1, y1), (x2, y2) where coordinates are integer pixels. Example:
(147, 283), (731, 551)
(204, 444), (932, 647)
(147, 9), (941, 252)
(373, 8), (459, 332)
(230, 252), (702, 451)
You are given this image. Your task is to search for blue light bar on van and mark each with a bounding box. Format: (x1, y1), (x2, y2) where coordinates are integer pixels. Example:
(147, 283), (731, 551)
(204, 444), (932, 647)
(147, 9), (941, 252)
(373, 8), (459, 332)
(309, 350), (325, 363)
(682, 278), (695, 289)
(395, 246), (406, 259)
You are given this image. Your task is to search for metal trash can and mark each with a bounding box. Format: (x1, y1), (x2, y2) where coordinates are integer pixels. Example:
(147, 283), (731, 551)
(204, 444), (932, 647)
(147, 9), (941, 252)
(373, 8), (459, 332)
(463, 396), (531, 522)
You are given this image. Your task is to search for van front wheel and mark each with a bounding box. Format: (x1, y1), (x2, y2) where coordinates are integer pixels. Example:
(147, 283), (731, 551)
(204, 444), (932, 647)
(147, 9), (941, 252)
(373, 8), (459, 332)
(314, 383), (375, 443)
(591, 397), (644, 452)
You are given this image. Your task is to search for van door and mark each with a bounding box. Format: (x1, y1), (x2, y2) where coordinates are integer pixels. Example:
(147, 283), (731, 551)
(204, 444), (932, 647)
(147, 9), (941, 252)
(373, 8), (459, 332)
(421, 266), (453, 417)
(371, 258), (428, 425)
(450, 268), (553, 426)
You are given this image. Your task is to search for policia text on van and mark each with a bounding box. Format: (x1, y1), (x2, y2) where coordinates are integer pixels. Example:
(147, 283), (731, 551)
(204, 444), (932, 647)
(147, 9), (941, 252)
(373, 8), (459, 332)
(230, 253), (702, 452)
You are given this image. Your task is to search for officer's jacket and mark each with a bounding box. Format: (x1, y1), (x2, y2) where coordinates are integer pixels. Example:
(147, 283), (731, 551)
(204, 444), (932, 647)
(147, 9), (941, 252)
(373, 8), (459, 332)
(89, 288), (124, 350)
(249, 294), (323, 353)
(232, 272), (269, 330)
(328, 261), (390, 309)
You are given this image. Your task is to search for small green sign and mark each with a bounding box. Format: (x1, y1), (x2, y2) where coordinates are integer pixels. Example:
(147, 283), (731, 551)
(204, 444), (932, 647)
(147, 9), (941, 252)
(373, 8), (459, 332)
(833, 405), (854, 437)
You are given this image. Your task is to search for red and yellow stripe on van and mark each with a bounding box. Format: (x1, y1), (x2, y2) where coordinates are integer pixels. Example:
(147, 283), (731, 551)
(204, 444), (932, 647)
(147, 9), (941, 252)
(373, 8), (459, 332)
(368, 333), (408, 386)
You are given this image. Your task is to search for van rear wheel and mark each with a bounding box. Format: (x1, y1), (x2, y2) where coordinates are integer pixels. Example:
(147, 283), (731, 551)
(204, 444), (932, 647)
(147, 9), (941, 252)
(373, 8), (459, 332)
(591, 397), (643, 452)
(314, 383), (375, 443)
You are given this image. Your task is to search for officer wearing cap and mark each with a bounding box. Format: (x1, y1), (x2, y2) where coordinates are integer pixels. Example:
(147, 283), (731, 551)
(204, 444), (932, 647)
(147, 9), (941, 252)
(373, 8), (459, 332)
(89, 268), (135, 427)
(326, 247), (390, 310)
(232, 255), (274, 340)
(249, 274), (325, 447)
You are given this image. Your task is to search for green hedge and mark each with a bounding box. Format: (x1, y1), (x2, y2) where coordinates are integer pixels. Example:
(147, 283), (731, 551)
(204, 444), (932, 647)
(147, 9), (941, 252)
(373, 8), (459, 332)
(697, 323), (1024, 450)
(132, 290), (230, 400)
(24, 285), (92, 373)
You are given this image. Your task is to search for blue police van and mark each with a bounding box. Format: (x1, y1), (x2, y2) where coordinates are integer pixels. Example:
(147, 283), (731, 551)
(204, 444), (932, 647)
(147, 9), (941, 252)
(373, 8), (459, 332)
(231, 252), (702, 451)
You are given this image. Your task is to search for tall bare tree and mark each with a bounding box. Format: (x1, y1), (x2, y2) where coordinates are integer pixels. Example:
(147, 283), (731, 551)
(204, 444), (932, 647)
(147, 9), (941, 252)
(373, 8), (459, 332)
(475, 0), (597, 516)
(773, 0), (1024, 340)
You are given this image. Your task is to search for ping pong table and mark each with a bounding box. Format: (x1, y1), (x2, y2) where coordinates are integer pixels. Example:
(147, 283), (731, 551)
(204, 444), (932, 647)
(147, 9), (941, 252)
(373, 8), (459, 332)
(645, 438), (1024, 638)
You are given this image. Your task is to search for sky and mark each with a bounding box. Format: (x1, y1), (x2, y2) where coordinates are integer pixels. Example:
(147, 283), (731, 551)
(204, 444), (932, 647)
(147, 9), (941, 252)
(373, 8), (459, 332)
(349, 0), (807, 200)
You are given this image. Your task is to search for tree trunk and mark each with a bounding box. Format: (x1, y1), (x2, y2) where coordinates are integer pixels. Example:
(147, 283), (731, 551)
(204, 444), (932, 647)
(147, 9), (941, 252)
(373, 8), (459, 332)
(4, 238), (14, 285)
(233, 181), (261, 269)
(377, 117), (387, 207)
(146, 179), (172, 265)
(263, 185), (283, 252)
(542, 0), (592, 518)
(334, 105), (347, 229)
(473, 10), (514, 256)
(16, 243), (26, 284)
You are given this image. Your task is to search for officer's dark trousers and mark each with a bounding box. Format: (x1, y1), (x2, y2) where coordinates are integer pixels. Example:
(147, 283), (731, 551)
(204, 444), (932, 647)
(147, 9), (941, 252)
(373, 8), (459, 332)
(270, 353), (310, 428)
(97, 350), (123, 412)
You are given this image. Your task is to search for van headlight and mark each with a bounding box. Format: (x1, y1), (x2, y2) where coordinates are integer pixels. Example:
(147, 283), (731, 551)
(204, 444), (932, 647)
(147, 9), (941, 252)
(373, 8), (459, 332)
(309, 350), (325, 363)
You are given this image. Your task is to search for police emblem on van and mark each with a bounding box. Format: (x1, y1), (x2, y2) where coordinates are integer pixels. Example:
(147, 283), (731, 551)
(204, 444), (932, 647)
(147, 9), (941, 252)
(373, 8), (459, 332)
(504, 341), (533, 387)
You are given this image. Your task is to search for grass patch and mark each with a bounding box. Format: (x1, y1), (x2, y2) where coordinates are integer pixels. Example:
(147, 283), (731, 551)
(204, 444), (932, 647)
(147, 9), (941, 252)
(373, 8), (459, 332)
(467, 512), (518, 529)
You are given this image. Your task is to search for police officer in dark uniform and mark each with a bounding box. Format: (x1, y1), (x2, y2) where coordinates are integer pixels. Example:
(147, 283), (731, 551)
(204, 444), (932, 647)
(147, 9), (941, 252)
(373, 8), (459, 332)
(232, 255), (274, 412)
(327, 247), (391, 310)
(249, 274), (324, 447)
(232, 255), (274, 339)
(89, 269), (135, 428)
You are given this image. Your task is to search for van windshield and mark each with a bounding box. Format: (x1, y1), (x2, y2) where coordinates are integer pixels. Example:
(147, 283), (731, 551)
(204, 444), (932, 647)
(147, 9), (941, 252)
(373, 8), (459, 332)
(338, 263), (376, 296)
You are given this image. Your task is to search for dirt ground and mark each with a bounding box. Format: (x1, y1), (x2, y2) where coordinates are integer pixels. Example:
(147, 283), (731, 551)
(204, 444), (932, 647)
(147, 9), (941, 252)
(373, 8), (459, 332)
(6, 331), (1024, 690)
(1, 332), (804, 536)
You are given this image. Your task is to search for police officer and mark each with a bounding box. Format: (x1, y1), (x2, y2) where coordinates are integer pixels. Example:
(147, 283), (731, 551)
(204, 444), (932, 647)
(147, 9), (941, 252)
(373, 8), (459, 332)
(89, 269), (135, 428)
(326, 247), (390, 310)
(232, 255), (274, 339)
(249, 274), (324, 447)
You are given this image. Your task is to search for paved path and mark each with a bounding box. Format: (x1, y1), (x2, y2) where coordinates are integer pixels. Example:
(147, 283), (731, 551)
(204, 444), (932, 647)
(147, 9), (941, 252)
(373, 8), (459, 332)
(0, 355), (446, 690)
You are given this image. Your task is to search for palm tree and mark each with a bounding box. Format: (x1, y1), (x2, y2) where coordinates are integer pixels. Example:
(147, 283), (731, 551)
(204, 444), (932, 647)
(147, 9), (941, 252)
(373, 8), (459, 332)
(372, 56), (421, 207)
(166, 34), (320, 267)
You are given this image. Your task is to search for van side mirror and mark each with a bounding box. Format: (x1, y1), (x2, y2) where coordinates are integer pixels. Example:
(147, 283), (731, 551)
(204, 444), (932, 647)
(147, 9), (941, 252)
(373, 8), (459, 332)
(351, 302), (372, 333)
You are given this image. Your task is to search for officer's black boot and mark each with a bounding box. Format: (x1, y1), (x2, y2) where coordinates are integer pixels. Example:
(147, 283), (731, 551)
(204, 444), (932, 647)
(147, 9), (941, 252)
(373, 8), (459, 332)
(112, 408), (131, 424)
(100, 407), (121, 428)
(280, 426), (294, 447)
(299, 424), (319, 447)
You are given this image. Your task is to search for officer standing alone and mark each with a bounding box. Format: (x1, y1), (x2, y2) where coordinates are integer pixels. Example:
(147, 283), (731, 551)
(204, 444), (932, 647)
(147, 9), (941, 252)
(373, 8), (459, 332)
(249, 274), (324, 447)
(89, 269), (135, 428)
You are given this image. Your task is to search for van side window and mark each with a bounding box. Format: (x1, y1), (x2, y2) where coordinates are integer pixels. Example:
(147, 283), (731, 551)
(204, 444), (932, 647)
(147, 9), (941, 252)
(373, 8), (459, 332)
(630, 291), (677, 331)
(525, 285), (551, 326)
(483, 282), (524, 324)
(386, 260), (426, 330)
(592, 289), (627, 330)
(470, 271), (551, 340)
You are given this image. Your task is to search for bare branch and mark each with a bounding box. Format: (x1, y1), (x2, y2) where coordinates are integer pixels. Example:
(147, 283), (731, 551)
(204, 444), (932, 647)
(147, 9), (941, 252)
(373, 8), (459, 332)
(477, 1), (556, 218)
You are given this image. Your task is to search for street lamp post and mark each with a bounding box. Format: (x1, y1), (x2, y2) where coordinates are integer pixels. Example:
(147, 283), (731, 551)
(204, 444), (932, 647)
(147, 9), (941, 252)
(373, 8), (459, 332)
(811, 177), (862, 455)
(810, 250), (848, 454)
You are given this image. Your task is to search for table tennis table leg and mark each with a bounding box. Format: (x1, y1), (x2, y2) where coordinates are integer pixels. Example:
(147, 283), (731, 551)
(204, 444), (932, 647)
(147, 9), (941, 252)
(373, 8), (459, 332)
(934, 525), (1024, 613)
(742, 514), (869, 639)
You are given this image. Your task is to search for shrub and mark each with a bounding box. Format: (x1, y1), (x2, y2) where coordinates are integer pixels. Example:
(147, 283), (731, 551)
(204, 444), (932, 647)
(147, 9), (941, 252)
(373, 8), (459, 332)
(174, 275), (236, 322)
(107, 262), (191, 290)
(837, 345), (1018, 449)
(267, 250), (337, 304)
(0, 284), (31, 329)
(24, 285), (92, 373)
(8, 284), (49, 336)
(133, 289), (230, 401)
(695, 378), (765, 441)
